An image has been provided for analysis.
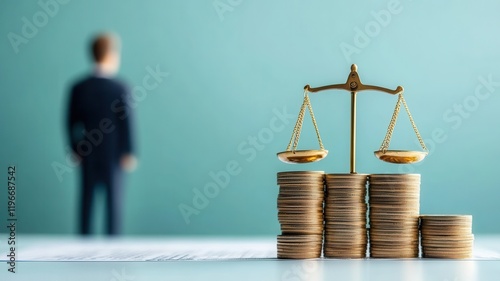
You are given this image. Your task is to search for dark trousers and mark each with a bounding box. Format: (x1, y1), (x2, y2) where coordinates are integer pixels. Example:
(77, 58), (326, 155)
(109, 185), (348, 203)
(79, 160), (123, 236)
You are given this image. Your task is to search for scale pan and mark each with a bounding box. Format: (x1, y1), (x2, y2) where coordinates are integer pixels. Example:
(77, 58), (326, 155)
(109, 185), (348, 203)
(374, 150), (427, 164)
(277, 150), (328, 164)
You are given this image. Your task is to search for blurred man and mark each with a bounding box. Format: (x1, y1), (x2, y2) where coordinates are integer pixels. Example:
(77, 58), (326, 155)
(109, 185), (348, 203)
(67, 33), (137, 236)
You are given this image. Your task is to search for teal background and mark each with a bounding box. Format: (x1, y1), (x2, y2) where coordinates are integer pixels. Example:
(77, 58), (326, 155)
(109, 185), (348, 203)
(0, 0), (499, 235)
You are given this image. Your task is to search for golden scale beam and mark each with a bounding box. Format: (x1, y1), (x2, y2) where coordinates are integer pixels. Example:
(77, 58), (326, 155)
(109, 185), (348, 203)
(278, 64), (428, 174)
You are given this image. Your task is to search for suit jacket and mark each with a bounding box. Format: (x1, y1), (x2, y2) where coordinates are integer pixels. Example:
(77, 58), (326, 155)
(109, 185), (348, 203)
(67, 75), (134, 173)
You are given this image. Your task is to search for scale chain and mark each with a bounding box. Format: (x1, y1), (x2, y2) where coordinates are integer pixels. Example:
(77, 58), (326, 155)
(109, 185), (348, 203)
(401, 95), (428, 152)
(286, 94), (307, 151)
(292, 102), (306, 151)
(305, 94), (325, 150)
(380, 93), (402, 152)
(286, 91), (325, 152)
(379, 92), (428, 152)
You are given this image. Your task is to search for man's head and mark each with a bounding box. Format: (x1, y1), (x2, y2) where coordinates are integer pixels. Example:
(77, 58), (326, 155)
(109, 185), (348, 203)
(91, 33), (121, 75)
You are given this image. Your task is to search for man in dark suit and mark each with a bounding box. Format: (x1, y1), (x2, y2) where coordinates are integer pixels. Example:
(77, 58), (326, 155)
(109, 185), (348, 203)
(67, 33), (136, 236)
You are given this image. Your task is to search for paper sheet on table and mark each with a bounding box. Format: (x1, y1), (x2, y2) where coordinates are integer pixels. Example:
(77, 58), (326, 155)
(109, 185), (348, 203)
(1, 237), (277, 261)
(2, 236), (500, 261)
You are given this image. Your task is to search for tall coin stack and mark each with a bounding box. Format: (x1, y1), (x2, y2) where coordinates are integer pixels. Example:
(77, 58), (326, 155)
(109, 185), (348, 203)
(420, 215), (474, 259)
(324, 174), (368, 258)
(368, 174), (421, 258)
(276, 171), (325, 259)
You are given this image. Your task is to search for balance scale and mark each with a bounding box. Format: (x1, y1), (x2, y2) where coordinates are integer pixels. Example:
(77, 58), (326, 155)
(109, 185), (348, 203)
(277, 64), (428, 173)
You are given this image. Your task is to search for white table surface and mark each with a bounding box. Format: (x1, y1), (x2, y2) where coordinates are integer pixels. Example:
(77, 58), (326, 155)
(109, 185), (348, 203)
(1, 235), (500, 281)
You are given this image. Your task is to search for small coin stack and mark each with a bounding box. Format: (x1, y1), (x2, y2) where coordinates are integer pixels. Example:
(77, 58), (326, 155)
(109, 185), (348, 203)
(368, 174), (421, 258)
(324, 174), (368, 258)
(420, 215), (474, 259)
(276, 171), (325, 259)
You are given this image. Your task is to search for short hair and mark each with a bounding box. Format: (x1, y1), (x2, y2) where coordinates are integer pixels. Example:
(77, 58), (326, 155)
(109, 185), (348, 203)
(90, 33), (119, 63)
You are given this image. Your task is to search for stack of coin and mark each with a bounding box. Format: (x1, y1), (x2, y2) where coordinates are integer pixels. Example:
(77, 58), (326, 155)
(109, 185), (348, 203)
(276, 171), (325, 259)
(324, 174), (368, 258)
(420, 215), (474, 259)
(368, 174), (421, 258)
